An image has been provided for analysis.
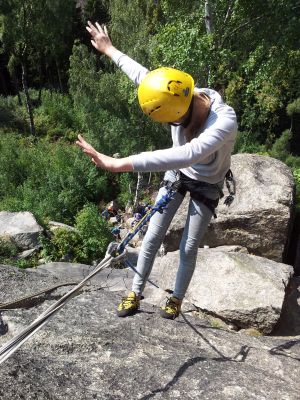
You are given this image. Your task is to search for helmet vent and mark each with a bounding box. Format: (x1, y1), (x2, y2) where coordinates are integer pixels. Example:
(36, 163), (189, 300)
(149, 105), (161, 115)
(182, 87), (190, 97)
(167, 80), (182, 96)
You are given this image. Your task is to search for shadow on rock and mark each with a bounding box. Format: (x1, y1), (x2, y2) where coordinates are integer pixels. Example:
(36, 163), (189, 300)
(271, 277), (300, 336)
(269, 340), (300, 362)
(139, 313), (251, 400)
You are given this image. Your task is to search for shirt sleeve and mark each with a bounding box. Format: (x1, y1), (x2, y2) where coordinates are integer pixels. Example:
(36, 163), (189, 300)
(111, 50), (149, 86)
(129, 115), (237, 172)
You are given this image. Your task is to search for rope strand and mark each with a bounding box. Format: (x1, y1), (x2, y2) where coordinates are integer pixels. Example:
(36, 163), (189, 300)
(0, 185), (178, 365)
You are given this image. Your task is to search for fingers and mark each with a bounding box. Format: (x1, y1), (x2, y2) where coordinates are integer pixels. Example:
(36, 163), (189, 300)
(95, 22), (102, 32)
(75, 141), (84, 150)
(76, 134), (89, 150)
(76, 135), (101, 167)
(87, 20), (95, 31)
(86, 21), (101, 37)
(77, 134), (85, 144)
(86, 20), (108, 37)
(86, 21), (96, 35)
(76, 135), (97, 156)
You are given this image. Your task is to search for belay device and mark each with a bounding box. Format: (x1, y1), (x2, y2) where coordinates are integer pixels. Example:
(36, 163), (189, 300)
(0, 182), (180, 365)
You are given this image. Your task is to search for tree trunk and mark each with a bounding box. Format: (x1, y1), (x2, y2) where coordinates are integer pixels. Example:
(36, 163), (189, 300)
(204, 1), (213, 85)
(133, 172), (143, 209)
(21, 63), (35, 136)
(205, 1), (213, 33)
(56, 58), (63, 92)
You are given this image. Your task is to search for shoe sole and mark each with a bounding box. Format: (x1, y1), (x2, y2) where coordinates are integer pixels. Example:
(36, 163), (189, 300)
(117, 308), (139, 318)
(159, 310), (179, 320)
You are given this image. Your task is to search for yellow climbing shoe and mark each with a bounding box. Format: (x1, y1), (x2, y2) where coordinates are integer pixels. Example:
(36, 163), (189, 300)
(160, 296), (182, 320)
(117, 291), (140, 317)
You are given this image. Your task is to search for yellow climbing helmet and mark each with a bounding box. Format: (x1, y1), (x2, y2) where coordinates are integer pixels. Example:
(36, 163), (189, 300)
(137, 67), (195, 123)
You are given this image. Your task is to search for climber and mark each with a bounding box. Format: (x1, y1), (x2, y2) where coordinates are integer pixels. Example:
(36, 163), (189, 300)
(76, 21), (237, 320)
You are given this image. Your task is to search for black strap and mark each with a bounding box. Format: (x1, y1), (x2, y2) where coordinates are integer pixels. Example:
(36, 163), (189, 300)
(224, 169), (236, 206)
(161, 174), (219, 218)
(189, 192), (219, 218)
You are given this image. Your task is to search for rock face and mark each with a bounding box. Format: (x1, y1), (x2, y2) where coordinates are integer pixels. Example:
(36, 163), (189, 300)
(33, 247), (293, 334)
(163, 154), (295, 262)
(0, 263), (300, 400)
(0, 211), (43, 250)
(142, 249), (293, 334)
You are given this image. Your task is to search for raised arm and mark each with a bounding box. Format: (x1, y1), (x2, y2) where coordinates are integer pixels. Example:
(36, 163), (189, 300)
(86, 21), (148, 85)
(76, 135), (133, 172)
(86, 21), (118, 59)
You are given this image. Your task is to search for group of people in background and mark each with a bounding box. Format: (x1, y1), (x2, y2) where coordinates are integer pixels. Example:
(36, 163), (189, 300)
(101, 201), (149, 242)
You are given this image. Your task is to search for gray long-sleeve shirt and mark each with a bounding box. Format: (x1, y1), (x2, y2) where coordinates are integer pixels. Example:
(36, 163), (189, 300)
(112, 50), (238, 184)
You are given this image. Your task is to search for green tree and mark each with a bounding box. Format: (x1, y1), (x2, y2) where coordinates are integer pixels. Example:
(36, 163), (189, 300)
(0, 0), (42, 134)
(149, 0), (300, 150)
(0, 0), (77, 134)
(80, 0), (109, 25)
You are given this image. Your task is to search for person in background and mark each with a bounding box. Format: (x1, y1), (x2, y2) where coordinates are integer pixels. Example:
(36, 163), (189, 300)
(76, 21), (237, 319)
(111, 226), (121, 241)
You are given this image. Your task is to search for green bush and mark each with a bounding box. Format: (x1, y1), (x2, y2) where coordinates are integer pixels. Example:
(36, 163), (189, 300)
(0, 133), (112, 224)
(287, 98), (300, 117)
(40, 228), (82, 262)
(40, 203), (113, 264)
(39, 90), (75, 128)
(0, 95), (28, 132)
(269, 130), (292, 161)
(0, 132), (28, 199)
(14, 256), (39, 269)
(116, 173), (134, 207)
(292, 168), (300, 211)
(233, 131), (267, 154)
(0, 237), (18, 259)
(75, 203), (113, 263)
(0, 236), (39, 268)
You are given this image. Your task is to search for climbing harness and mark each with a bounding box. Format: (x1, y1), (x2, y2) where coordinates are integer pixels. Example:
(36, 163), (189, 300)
(0, 182), (180, 365)
(162, 171), (221, 218)
(161, 168), (236, 218)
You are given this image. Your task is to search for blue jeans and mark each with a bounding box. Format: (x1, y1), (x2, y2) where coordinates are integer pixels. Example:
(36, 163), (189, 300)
(132, 176), (223, 300)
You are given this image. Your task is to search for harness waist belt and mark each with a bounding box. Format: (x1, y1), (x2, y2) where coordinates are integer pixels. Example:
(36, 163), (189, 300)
(161, 177), (219, 218)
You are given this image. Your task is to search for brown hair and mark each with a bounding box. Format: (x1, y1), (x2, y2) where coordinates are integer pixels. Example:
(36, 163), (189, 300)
(184, 92), (211, 142)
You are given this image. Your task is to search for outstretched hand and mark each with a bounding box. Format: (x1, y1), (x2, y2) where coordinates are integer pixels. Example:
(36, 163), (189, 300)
(76, 134), (107, 168)
(86, 21), (116, 57)
(76, 135), (133, 173)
